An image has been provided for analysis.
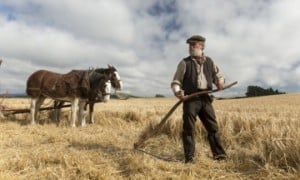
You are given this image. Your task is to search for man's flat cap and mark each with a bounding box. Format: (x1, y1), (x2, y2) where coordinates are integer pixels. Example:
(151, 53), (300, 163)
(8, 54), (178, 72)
(186, 35), (206, 44)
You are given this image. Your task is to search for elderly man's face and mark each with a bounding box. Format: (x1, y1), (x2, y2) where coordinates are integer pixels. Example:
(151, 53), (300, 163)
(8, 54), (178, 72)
(189, 42), (204, 57)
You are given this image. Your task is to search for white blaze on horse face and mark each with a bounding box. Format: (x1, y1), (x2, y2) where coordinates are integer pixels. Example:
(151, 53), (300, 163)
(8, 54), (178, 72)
(115, 71), (121, 80)
(103, 81), (111, 102)
(119, 80), (123, 90)
(114, 71), (123, 90)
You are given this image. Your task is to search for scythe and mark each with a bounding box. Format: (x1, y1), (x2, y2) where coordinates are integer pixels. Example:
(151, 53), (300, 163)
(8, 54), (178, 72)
(134, 81), (238, 149)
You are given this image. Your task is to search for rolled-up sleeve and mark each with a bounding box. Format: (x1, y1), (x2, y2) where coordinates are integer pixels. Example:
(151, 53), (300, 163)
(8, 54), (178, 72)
(213, 62), (225, 85)
(171, 60), (186, 87)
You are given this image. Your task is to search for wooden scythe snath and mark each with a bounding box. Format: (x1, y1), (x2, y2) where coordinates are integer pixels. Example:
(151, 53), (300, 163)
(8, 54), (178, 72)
(134, 81), (238, 149)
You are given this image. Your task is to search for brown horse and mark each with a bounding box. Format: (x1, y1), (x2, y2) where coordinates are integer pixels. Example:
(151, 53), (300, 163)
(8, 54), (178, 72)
(53, 65), (123, 124)
(26, 67), (113, 127)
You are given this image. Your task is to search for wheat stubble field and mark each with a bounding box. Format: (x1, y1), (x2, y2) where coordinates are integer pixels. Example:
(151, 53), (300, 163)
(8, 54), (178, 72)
(0, 93), (300, 179)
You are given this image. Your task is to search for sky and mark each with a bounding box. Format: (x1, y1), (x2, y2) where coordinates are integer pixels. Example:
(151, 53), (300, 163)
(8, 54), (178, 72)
(0, 0), (300, 97)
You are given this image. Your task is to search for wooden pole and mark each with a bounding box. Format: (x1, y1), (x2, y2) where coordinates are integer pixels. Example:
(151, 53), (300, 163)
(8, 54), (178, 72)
(1, 99), (105, 115)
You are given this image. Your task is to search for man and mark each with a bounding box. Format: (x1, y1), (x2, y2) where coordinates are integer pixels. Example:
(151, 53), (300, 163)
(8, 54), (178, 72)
(171, 35), (227, 163)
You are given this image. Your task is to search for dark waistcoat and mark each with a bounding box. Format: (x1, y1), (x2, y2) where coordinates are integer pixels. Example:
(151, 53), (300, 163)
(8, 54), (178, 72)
(182, 56), (215, 95)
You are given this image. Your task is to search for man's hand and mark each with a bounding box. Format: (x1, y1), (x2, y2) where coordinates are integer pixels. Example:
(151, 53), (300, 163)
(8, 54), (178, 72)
(172, 84), (185, 100)
(175, 90), (184, 100)
(216, 82), (224, 90)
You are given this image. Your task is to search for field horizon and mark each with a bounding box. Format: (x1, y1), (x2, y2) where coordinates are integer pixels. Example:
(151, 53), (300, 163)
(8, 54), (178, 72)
(1, 93), (300, 179)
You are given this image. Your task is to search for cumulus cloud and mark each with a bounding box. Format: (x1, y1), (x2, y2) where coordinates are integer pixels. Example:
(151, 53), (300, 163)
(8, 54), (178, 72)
(0, 0), (300, 96)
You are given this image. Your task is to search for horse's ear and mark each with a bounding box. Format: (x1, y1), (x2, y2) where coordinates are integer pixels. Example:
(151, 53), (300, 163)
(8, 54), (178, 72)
(108, 64), (115, 69)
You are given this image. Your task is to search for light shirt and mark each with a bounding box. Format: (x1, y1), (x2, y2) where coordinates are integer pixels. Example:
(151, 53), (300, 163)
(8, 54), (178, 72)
(171, 56), (225, 93)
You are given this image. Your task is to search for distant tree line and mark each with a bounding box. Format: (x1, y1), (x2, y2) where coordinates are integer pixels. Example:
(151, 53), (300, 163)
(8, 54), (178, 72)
(155, 94), (165, 98)
(246, 85), (285, 97)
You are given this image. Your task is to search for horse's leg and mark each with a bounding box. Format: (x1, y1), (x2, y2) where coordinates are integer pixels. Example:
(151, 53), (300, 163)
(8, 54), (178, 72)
(31, 96), (45, 125)
(89, 102), (95, 124)
(53, 100), (59, 122)
(78, 99), (87, 127)
(71, 98), (79, 127)
(54, 101), (64, 124)
(30, 98), (37, 124)
(84, 102), (90, 123)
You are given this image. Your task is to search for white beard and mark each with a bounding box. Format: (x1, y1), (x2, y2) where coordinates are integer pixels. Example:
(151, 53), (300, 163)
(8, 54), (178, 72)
(189, 48), (203, 57)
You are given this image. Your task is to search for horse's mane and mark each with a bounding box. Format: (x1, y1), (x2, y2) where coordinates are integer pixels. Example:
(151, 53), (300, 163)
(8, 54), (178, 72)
(94, 68), (106, 74)
(89, 70), (107, 84)
(94, 66), (116, 74)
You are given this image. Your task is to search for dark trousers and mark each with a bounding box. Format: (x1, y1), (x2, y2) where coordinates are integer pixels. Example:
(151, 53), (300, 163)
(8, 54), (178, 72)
(182, 95), (226, 160)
